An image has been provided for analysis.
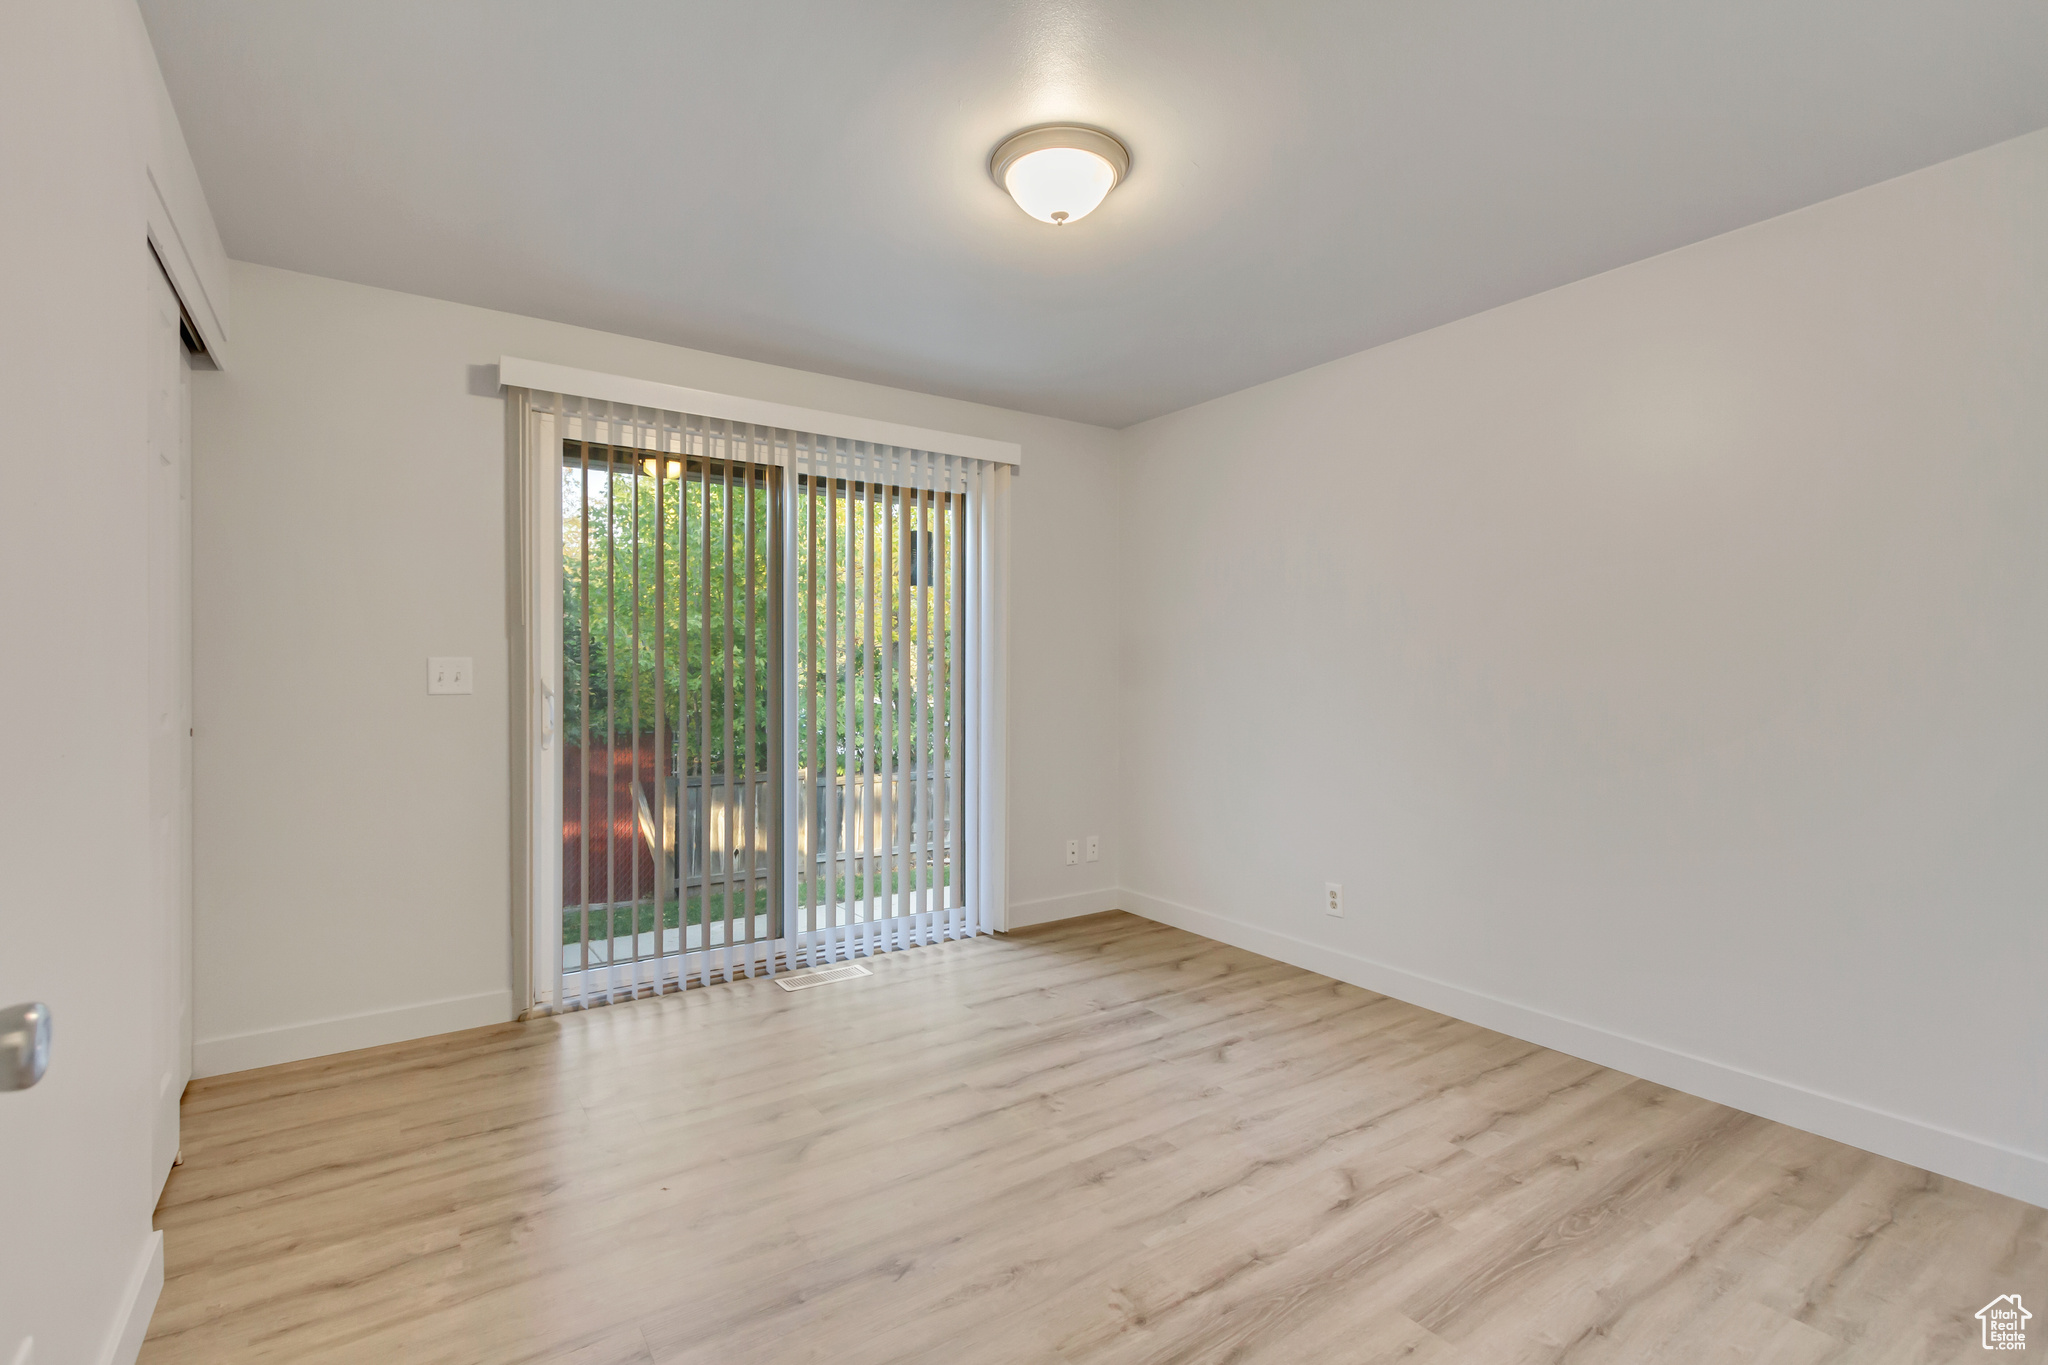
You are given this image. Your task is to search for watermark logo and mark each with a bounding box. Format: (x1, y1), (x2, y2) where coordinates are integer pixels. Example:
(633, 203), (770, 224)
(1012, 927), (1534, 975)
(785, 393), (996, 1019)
(1978, 1295), (2030, 1351)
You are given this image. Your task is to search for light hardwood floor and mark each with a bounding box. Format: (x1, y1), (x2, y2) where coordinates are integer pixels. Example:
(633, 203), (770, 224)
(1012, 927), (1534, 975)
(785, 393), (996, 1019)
(144, 912), (2042, 1364)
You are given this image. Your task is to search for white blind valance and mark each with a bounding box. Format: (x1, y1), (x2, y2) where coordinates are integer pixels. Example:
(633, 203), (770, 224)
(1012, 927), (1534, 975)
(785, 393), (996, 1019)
(521, 388), (982, 495)
(501, 355), (1022, 470)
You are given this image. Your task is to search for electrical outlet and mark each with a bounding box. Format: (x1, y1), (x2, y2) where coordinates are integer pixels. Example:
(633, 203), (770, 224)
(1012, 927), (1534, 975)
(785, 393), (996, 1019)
(1085, 834), (1100, 862)
(1065, 839), (1079, 866)
(428, 656), (474, 695)
(12, 1335), (34, 1365)
(1324, 882), (1343, 917)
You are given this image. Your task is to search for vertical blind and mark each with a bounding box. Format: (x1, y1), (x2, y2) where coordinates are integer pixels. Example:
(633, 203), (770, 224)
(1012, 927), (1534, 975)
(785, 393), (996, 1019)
(560, 439), (778, 1003)
(792, 459), (965, 966)
(519, 390), (1008, 1012)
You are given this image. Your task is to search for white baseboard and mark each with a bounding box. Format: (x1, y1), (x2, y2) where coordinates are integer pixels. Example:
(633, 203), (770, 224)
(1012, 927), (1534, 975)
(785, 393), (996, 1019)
(1006, 886), (1120, 929)
(100, 1231), (162, 1365)
(1120, 889), (2048, 1210)
(193, 989), (515, 1078)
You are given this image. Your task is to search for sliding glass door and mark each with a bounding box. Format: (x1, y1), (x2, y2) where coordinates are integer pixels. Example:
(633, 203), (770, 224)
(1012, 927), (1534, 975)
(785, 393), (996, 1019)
(561, 443), (780, 989)
(513, 379), (1009, 1014)
(789, 473), (964, 959)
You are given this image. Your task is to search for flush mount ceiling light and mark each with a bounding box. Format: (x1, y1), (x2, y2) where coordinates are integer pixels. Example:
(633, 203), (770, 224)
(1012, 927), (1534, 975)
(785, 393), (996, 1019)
(989, 125), (1130, 226)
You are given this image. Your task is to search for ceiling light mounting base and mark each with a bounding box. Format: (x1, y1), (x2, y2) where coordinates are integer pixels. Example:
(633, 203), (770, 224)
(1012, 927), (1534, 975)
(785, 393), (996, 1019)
(990, 125), (1131, 186)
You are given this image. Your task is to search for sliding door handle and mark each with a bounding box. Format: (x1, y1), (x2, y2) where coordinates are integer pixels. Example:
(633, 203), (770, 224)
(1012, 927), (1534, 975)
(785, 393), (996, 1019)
(0, 1002), (51, 1091)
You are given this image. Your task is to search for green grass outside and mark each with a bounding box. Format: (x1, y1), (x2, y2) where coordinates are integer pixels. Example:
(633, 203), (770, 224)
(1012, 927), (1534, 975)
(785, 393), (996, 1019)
(563, 865), (954, 948)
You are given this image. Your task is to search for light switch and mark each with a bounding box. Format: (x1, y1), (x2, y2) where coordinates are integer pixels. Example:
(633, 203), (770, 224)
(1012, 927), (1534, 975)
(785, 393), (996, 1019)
(428, 657), (474, 695)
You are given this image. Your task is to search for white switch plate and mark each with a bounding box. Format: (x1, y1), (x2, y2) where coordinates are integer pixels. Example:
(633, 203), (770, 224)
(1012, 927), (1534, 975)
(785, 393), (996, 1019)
(12, 1335), (34, 1365)
(1065, 838), (1079, 866)
(1325, 882), (1343, 917)
(428, 657), (473, 695)
(1085, 835), (1100, 862)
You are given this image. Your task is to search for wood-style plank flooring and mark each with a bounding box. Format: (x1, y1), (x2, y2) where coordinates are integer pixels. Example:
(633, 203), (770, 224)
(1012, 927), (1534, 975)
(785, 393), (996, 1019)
(144, 912), (2043, 1364)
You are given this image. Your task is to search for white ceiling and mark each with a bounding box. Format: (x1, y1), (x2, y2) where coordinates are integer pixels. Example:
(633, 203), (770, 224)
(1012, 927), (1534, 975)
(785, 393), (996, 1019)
(141, 1), (2048, 428)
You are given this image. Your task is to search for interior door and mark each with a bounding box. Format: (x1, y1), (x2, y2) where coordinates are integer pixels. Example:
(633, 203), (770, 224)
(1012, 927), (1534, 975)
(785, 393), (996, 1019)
(147, 259), (193, 1194)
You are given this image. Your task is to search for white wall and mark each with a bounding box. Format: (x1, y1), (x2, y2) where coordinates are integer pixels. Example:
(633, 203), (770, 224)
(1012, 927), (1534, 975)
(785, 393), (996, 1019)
(0, 2), (225, 1361)
(189, 263), (1122, 1074)
(1117, 127), (2048, 1207)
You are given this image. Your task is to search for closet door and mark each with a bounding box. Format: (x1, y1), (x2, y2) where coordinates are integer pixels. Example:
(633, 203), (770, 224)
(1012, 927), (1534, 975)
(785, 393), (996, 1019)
(147, 260), (193, 1194)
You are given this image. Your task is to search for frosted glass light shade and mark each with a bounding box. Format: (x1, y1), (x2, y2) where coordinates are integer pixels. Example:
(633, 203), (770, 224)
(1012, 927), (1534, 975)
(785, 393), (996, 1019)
(990, 126), (1130, 226)
(1005, 147), (1116, 224)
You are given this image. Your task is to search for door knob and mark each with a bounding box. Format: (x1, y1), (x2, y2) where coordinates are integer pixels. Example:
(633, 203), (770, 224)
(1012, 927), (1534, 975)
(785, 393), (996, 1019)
(0, 1002), (51, 1091)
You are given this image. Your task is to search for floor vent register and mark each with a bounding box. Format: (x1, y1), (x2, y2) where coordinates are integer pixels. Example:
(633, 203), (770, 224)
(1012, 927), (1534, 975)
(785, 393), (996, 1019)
(774, 962), (875, 992)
